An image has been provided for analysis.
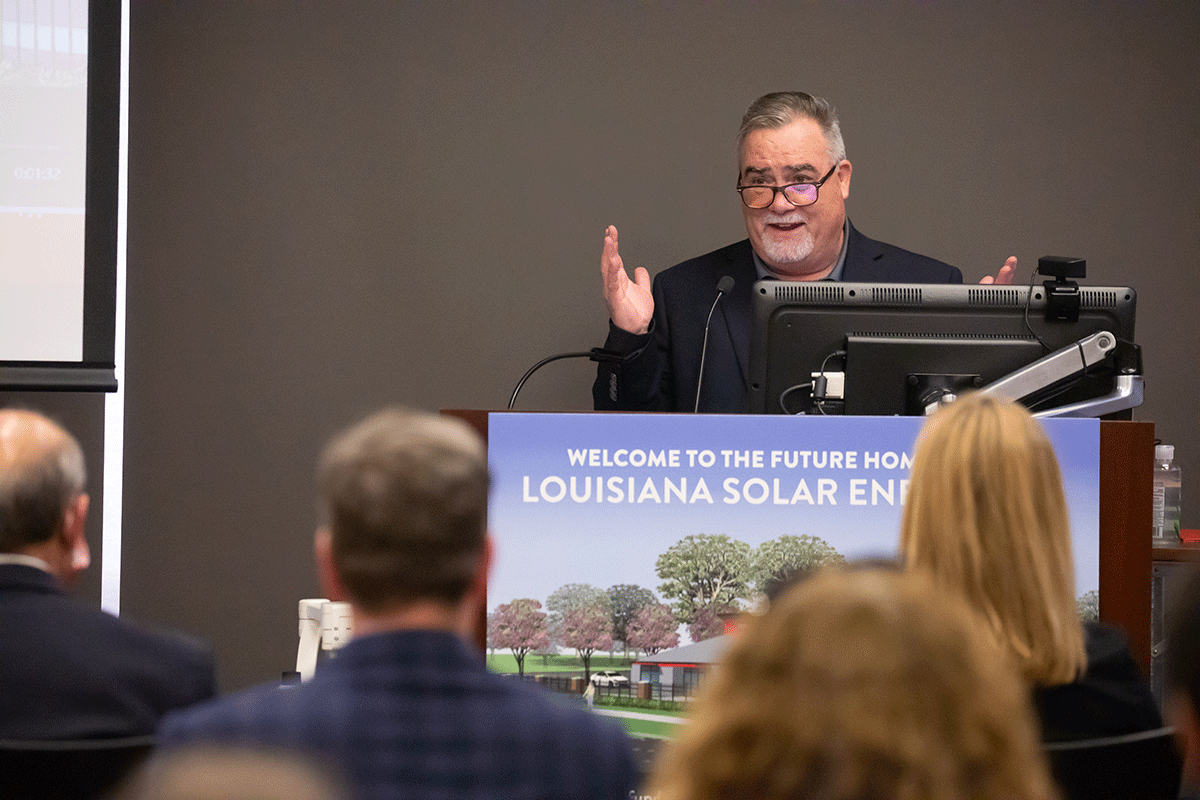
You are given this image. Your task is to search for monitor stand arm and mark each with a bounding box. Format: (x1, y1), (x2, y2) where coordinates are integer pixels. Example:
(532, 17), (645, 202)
(978, 331), (1144, 418)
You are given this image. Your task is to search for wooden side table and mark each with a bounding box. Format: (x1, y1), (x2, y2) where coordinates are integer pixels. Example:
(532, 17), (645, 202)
(1150, 537), (1200, 702)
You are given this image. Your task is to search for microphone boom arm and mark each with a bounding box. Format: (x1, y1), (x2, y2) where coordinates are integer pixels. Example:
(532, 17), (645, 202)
(508, 348), (630, 410)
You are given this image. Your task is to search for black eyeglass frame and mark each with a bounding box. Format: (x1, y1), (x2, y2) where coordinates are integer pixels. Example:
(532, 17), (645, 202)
(736, 162), (840, 209)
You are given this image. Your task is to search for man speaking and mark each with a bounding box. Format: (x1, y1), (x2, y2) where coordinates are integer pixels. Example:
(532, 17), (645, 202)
(593, 92), (1015, 413)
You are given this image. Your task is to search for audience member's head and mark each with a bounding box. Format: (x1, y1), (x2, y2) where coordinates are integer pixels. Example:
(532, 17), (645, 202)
(313, 407), (490, 630)
(651, 567), (1057, 800)
(1166, 566), (1200, 787)
(119, 746), (347, 800)
(0, 408), (90, 586)
(900, 392), (1086, 685)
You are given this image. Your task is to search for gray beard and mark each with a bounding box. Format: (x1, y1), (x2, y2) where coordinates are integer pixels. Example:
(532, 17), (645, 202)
(759, 227), (815, 270)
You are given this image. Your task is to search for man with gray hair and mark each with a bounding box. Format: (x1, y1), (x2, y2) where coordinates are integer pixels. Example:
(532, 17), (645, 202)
(0, 408), (216, 740)
(159, 408), (639, 800)
(594, 91), (1016, 412)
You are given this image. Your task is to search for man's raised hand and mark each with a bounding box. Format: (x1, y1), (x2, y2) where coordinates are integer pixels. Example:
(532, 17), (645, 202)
(601, 225), (654, 335)
(980, 256), (1018, 285)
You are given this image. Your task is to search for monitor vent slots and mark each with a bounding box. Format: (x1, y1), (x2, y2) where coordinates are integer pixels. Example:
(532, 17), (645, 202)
(1080, 289), (1123, 309)
(967, 287), (1024, 307)
(772, 284), (843, 302)
(870, 286), (922, 305)
(850, 330), (1031, 341)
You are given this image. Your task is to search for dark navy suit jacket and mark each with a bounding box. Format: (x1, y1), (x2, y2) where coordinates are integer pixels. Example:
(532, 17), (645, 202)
(0, 563), (216, 740)
(593, 223), (963, 412)
(159, 629), (639, 800)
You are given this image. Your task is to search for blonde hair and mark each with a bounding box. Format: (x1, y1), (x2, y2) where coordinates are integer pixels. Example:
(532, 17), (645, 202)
(900, 392), (1086, 685)
(651, 567), (1057, 800)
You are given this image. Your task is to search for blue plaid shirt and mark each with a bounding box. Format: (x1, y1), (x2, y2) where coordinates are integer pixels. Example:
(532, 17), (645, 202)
(158, 629), (639, 800)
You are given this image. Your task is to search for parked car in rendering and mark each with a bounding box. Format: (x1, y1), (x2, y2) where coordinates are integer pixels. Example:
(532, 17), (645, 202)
(589, 670), (630, 687)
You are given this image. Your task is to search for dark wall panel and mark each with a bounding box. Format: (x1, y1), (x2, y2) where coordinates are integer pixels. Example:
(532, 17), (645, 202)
(125, 1), (1200, 690)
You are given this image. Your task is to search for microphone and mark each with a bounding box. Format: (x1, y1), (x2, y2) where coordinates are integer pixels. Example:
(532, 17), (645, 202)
(693, 276), (735, 412)
(508, 347), (632, 410)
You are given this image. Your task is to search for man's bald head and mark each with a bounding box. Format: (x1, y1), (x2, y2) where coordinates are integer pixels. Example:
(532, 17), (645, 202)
(0, 409), (87, 554)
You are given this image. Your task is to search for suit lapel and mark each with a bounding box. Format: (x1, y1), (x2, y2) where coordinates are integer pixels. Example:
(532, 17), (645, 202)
(715, 241), (757, 402)
(841, 221), (892, 281)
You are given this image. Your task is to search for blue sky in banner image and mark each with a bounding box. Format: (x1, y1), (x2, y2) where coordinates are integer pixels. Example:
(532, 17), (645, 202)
(485, 413), (1100, 614)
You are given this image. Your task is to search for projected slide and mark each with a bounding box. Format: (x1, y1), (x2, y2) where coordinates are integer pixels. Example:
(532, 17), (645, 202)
(0, 0), (88, 362)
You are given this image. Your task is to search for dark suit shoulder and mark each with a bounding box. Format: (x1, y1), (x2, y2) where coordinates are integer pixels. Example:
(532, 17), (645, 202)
(0, 566), (212, 679)
(844, 224), (963, 284)
(654, 239), (755, 292)
(98, 610), (216, 687)
(0, 569), (216, 738)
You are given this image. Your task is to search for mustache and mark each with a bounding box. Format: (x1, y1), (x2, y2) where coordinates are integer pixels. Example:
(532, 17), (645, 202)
(761, 213), (806, 225)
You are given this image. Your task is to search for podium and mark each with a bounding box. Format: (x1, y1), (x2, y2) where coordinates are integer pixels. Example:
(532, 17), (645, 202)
(1096, 420), (1155, 675)
(447, 410), (1155, 676)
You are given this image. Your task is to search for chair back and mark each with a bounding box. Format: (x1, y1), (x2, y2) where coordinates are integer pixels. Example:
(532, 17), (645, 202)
(0, 735), (155, 799)
(1044, 726), (1182, 800)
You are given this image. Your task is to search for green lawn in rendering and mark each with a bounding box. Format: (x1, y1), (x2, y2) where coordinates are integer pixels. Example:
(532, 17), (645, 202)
(605, 712), (685, 739)
(486, 652), (636, 674)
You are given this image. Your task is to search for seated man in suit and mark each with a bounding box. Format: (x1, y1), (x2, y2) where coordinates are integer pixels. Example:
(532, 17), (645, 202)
(0, 408), (216, 740)
(158, 408), (639, 800)
(594, 91), (1017, 412)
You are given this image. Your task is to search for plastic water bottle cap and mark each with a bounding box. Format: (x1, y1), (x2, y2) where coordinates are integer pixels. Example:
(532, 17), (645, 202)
(1156, 444), (1174, 461)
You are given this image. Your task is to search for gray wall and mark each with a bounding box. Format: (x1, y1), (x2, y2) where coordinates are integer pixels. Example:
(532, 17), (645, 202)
(121, 2), (1200, 691)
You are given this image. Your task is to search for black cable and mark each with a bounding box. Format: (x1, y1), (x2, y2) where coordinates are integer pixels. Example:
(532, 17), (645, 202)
(1021, 264), (1052, 353)
(778, 382), (814, 414)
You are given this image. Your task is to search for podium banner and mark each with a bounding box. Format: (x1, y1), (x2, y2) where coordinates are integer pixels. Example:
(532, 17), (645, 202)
(487, 413), (1100, 621)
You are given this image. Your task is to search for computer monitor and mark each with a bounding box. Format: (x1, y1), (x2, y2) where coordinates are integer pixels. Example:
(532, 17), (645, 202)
(747, 281), (1138, 416)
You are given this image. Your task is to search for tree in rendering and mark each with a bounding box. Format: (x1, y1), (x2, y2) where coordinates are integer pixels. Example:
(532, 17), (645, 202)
(655, 534), (753, 623)
(607, 583), (657, 651)
(487, 598), (549, 678)
(1077, 590), (1099, 623)
(561, 602), (613, 681)
(627, 602), (680, 657)
(688, 603), (738, 643)
(547, 583), (611, 645)
(751, 534), (845, 597)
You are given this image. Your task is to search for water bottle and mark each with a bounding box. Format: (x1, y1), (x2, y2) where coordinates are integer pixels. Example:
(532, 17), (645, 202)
(1152, 444), (1181, 543)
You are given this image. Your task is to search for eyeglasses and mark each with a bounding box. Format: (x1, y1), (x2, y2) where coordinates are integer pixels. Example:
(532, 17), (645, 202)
(736, 162), (839, 209)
